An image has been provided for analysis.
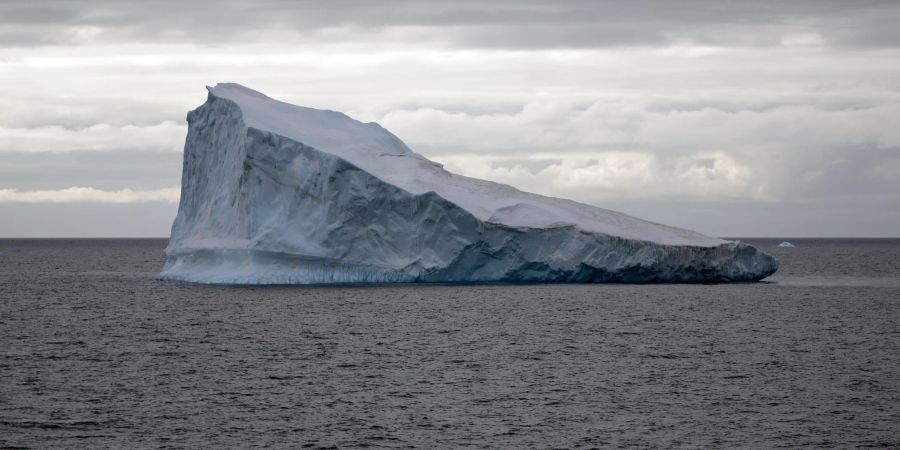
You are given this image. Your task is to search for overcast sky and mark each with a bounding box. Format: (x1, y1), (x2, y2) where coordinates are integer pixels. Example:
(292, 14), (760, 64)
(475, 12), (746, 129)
(1, 0), (899, 237)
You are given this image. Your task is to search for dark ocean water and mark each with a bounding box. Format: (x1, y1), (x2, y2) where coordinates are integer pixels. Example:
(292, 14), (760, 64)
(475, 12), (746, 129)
(1, 238), (899, 448)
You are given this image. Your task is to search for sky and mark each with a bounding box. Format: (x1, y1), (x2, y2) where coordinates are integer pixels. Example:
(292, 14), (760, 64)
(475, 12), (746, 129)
(1, 0), (899, 237)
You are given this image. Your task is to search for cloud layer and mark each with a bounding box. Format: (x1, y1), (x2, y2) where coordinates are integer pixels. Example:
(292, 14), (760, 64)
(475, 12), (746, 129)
(3, 1), (899, 49)
(0, 1), (898, 236)
(0, 187), (180, 203)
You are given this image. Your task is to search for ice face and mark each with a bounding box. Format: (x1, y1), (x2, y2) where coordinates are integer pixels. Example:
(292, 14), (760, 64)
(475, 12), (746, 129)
(160, 83), (779, 284)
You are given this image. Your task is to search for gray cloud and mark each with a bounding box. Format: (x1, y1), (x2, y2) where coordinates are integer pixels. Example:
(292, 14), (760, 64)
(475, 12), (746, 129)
(0, 3), (78, 24)
(1, 0), (899, 49)
(601, 196), (900, 238)
(0, 203), (178, 237)
(0, 1), (898, 236)
(0, 150), (181, 190)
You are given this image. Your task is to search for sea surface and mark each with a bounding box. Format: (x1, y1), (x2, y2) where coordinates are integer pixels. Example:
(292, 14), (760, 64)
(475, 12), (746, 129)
(1, 238), (899, 448)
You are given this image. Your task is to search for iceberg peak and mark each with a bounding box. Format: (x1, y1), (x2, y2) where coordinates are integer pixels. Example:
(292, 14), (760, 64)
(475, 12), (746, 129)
(208, 83), (271, 100)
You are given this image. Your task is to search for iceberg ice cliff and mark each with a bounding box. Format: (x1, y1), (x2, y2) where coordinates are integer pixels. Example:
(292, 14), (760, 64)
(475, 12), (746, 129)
(161, 83), (778, 284)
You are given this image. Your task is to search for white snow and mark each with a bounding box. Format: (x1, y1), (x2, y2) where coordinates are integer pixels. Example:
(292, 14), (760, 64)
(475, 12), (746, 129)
(207, 83), (725, 247)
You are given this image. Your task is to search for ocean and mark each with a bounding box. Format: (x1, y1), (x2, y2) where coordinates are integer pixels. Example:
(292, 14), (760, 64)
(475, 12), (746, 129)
(1, 238), (898, 448)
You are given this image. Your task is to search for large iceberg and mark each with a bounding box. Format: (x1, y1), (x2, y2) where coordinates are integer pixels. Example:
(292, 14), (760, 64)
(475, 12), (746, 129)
(161, 83), (778, 284)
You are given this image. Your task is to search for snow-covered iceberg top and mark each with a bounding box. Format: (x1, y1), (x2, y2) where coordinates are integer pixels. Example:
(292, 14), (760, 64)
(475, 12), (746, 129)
(161, 83), (778, 284)
(208, 83), (723, 247)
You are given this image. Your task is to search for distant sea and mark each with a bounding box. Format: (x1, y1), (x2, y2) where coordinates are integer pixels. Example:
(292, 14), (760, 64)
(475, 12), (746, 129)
(1, 238), (898, 448)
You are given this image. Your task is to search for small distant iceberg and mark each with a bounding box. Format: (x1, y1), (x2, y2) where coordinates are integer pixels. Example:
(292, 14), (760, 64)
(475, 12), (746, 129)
(778, 241), (796, 248)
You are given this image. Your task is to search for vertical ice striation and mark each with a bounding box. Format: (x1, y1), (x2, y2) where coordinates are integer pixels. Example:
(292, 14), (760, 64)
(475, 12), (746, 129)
(161, 83), (778, 284)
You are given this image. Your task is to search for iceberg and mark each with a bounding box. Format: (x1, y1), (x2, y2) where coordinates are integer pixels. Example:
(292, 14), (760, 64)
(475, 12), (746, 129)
(161, 83), (778, 284)
(778, 241), (796, 248)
